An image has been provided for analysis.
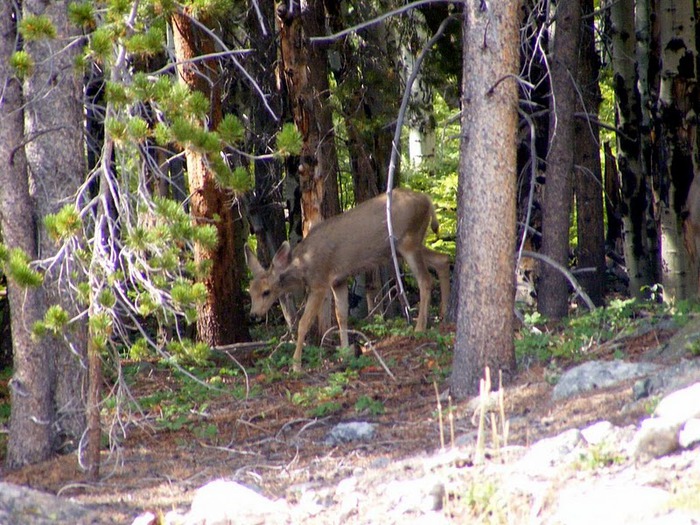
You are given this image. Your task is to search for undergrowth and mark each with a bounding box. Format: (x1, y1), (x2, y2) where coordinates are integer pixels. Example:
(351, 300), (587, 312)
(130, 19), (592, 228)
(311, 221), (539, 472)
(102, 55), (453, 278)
(516, 297), (700, 366)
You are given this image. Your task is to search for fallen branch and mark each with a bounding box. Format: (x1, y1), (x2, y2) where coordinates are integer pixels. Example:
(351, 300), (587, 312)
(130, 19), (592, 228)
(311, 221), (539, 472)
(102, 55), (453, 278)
(522, 250), (596, 311)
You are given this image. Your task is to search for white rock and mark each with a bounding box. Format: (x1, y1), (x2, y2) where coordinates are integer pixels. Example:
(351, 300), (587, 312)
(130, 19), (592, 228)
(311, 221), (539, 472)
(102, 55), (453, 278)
(679, 418), (700, 449)
(384, 476), (445, 514)
(629, 418), (681, 460)
(518, 428), (584, 471)
(185, 480), (289, 525)
(581, 420), (615, 445)
(131, 511), (157, 525)
(553, 482), (671, 525)
(654, 382), (700, 424)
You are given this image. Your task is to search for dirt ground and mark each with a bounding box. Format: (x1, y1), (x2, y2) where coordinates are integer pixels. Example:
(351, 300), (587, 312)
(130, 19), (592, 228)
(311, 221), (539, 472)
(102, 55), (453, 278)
(0, 321), (685, 523)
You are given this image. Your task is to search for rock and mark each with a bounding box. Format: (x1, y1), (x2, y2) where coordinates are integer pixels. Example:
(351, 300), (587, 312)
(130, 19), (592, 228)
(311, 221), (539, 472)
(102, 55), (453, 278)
(517, 428), (584, 471)
(131, 512), (157, 525)
(629, 418), (682, 460)
(184, 480), (289, 525)
(654, 382), (700, 423)
(553, 360), (661, 400)
(679, 419), (700, 449)
(324, 421), (376, 445)
(0, 482), (97, 525)
(633, 377), (654, 400)
(553, 481), (672, 525)
(581, 421), (615, 445)
(383, 476), (445, 514)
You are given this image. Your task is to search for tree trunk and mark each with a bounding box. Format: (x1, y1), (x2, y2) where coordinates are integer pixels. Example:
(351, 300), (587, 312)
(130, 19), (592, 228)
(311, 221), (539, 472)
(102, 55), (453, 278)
(451, 0), (519, 398)
(656, 0), (698, 300)
(539, 1), (580, 320)
(604, 142), (624, 254)
(608, 0), (660, 297)
(277, 1), (341, 232)
(402, 9), (436, 168)
(1, 2), (55, 468)
(573, 0), (605, 307)
(171, 11), (250, 345)
(22, 0), (88, 447)
(277, 1), (341, 338)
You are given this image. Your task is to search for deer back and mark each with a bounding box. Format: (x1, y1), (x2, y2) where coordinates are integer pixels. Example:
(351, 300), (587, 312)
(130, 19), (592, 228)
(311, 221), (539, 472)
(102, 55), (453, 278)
(290, 189), (435, 289)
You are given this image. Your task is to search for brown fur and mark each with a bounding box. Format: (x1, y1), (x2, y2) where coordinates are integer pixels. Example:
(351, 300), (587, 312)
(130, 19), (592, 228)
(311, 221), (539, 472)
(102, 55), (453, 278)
(245, 189), (451, 371)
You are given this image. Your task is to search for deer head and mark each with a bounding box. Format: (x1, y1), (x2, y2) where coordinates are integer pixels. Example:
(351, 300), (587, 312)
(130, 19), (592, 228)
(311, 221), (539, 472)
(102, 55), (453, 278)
(244, 242), (297, 318)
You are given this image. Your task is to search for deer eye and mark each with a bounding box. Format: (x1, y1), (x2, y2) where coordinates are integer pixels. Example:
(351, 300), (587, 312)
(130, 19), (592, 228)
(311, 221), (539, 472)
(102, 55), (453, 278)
(262, 290), (271, 298)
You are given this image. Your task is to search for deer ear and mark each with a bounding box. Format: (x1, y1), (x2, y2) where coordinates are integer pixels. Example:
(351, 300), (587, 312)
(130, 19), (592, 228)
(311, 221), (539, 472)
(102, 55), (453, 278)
(244, 244), (265, 276)
(272, 241), (292, 271)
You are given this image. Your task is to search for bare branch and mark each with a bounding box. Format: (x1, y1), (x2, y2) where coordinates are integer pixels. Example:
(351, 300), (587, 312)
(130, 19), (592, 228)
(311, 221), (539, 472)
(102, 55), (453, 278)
(522, 250), (596, 311)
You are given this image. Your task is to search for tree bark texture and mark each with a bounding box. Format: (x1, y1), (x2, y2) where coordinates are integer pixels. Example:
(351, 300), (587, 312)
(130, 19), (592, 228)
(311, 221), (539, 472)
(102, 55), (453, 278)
(1, 2), (55, 469)
(573, 0), (605, 307)
(171, 11), (250, 345)
(608, 0), (660, 297)
(277, 1), (341, 234)
(402, 9), (436, 168)
(22, 0), (88, 445)
(656, 0), (698, 300)
(451, 0), (519, 398)
(539, 1), (581, 320)
(277, 1), (342, 337)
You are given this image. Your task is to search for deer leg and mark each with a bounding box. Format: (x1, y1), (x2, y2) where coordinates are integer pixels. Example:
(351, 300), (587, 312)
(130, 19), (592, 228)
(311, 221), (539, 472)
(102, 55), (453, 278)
(293, 288), (326, 372)
(401, 249), (432, 332)
(331, 282), (350, 348)
(424, 247), (451, 319)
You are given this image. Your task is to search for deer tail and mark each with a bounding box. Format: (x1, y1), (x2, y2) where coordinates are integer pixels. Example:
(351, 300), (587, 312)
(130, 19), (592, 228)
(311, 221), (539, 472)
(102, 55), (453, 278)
(430, 202), (440, 235)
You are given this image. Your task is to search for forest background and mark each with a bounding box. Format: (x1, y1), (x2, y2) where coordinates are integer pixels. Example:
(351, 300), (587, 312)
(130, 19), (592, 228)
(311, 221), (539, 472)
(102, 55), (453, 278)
(0, 0), (697, 480)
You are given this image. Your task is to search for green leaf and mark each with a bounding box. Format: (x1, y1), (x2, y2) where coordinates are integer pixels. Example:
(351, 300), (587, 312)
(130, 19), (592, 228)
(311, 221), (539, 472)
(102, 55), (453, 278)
(43, 305), (70, 334)
(105, 81), (130, 106)
(44, 205), (82, 241)
(98, 289), (117, 309)
(105, 117), (128, 142)
(187, 91), (211, 119)
(89, 28), (112, 63)
(106, 0), (131, 16)
(19, 15), (57, 41)
(193, 224), (218, 251)
(6, 249), (43, 288)
(276, 123), (302, 157)
(9, 51), (34, 79)
(129, 338), (152, 360)
(68, 2), (96, 31)
(127, 116), (149, 142)
(218, 114), (245, 144)
(124, 27), (164, 56)
(186, 0), (235, 20)
(153, 122), (172, 146)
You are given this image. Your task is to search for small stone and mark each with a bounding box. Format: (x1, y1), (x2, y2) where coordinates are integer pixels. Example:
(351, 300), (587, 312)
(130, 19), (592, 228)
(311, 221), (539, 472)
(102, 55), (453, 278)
(131, 511), (157, 525)
(630, 418), (681, 460)
(324, 421), (376, 445)
(581, 421), (615, 446)
(679, 418), (700, 449)
(654, 382), (700, 424)
(633, 377), (653, 400)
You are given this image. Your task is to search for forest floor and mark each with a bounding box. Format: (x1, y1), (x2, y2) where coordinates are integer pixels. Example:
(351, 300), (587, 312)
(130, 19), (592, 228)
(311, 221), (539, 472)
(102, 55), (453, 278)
(1, 313), (697, 523)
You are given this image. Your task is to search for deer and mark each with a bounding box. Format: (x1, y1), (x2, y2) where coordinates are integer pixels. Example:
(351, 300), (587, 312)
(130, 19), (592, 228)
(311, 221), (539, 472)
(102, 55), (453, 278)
(244, 188), (451, 372)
